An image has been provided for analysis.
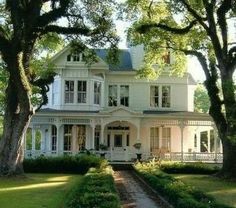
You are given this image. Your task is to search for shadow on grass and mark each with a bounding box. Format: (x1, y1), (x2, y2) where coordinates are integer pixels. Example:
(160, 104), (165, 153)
(0, 174), (82, 208)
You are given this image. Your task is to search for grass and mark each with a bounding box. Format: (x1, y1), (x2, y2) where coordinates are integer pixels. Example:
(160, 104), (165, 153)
(0, 173), (82, 208)
(172, 174), (236, 208)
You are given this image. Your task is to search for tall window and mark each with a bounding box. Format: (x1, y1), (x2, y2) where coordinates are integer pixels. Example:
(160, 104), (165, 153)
(77, 125), (86, 151)
(150, 127), (159, 152)
(108, 85), (118, 106)
(120, 85), (129, 107)
(65, 81), (74, 103)
(51, 125), (57, 151)
(162, 86), (171, 107)
(150, 86), (159, 107)
(162, 127), (171, 152)
(26, 128), (32, 150)
(200, 131), (208, 152)
(35, 130), (41, 150)
(78, 81), (87, 103)
(94, 81), (101, 105)
(64, 125), (72, 151)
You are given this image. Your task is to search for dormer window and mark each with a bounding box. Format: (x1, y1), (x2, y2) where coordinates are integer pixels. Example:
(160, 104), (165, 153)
(67, 53), (84, 62)
(162, 51), (170, 64)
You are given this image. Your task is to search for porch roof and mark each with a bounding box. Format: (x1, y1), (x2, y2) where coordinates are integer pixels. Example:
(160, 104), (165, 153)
(38, 108), (99, 114)
(143, 110), (212, 121)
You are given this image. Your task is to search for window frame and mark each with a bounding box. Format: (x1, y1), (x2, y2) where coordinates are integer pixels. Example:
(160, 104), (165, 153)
(120, 85), (129, 107)
(150, 85), (171, 109)
(64, 125), (72, 151)
(94, 81), (101, 105)
(64, 80), (74, 104)
(77, 80), (87, 104)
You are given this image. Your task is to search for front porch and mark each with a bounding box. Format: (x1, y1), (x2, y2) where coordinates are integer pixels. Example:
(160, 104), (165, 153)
(24, 149), (223, 163)
(25, 108), (223, 163)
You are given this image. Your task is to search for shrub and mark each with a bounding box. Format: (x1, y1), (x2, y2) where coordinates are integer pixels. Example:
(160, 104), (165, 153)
(65, 166), (120, 208)
(23, 154), (103, 174)
(160, 162), (220, 174)
(134, 162), (232, 208)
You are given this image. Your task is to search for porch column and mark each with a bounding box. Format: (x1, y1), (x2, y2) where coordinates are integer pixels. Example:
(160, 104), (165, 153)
(56, 124), (61, 155)
(72, 125), (77, 154)
(207, 130), (210, 153)
(32, 128), (36, 152)
(213, 125), (218, 162)
(179, 121), (185, 162)
(136, 120), (141, 143)
(100, 124), (105, 144)
(91, 125), (95, 149)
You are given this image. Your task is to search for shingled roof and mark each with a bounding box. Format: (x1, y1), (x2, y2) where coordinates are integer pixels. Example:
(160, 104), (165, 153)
(95, 49), (133, 71)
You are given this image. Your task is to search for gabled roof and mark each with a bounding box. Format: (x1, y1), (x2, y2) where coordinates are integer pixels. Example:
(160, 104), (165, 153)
(95, 49), (133, 71)
(49, 44), (133, 71)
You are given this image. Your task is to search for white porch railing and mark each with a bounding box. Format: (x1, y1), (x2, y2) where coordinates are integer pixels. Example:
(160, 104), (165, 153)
(142, 152), (223, 163)
(24, 150), (223, 163)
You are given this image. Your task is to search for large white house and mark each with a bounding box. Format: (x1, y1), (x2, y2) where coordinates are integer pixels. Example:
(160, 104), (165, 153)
(25, 45), (223, 162)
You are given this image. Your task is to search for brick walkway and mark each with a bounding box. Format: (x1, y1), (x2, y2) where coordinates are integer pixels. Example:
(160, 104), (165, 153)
(114, 170), (162, 208)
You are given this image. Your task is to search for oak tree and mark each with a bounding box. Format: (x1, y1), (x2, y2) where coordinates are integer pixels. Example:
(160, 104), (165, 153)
(0, 0), (118, 175)
(125, 0), (236, 177)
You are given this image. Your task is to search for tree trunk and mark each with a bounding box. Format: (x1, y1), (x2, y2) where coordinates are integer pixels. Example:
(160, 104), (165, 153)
(220, 135), (236, 178)
(0, 55), (33, 176)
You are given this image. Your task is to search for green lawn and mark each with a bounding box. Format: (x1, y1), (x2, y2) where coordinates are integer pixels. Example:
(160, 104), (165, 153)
(0, 174), (82, 208)
(172, 174), (236, 208)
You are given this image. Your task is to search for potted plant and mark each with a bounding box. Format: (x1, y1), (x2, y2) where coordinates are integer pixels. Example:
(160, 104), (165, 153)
(99, 143), (108, 158)
(133, 142), (142, 161)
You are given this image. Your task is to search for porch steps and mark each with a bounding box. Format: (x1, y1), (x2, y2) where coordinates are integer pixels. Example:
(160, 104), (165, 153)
(110, 162), (134, 171)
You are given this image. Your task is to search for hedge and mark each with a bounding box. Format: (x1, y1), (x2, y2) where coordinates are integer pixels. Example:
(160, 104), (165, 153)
(65, 166), (120, 208)
(134, 162), (232, 208)
(23, 154), (103, 174)
(160, 162), (220, 174)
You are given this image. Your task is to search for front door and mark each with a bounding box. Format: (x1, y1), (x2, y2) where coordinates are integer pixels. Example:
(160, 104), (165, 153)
(112, 134), (125, 161)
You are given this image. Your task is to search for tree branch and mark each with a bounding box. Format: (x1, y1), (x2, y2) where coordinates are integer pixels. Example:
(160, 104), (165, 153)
(37, 25), (90, 36)
(179, 0), (209, 32)
(181, 49), (211, 80)
(35, 0), (70, 28)
(137, 19), (198, 35)
(217, 0), (232, 57)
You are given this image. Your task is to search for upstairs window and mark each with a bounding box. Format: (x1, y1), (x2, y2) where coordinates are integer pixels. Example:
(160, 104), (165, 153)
(108, 85), (118, 106)
(150, 86), (159, 107)
(78, 81), (87, 103)
(162, 86), (171, 107)
(120, 85), (129, 107)
(65, 81), (74, 103)
(67, 53), (84, 62)
(108, 85), (129, 107)
(94, 81), (101, 105)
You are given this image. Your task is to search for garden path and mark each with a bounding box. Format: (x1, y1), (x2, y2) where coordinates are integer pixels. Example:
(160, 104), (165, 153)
(114, 170), (170, 208)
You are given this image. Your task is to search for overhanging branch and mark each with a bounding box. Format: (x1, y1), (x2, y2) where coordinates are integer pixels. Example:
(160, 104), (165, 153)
(217, 0), (232, 56)
(179, 0), (209, 32)
(137, 19), (198, 35)
(35, 0), (70, 28)
(37, 25), (90, 36)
